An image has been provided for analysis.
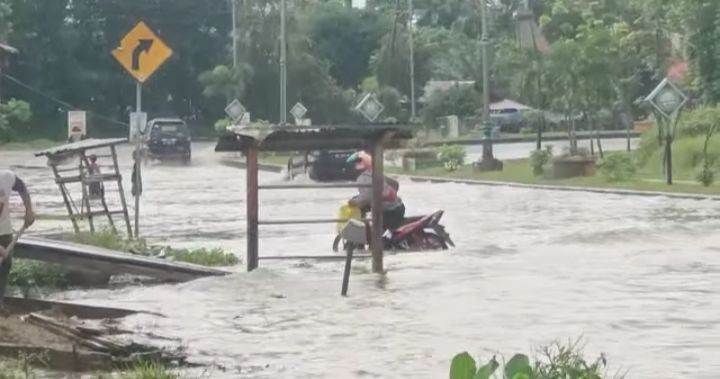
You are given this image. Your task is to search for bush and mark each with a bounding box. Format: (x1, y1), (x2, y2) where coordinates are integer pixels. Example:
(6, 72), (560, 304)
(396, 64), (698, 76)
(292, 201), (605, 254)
(9, 260), (72, 296)
(696, 166), (715, 186)
(438, 145), (467, 171)
(529, 146), (554, 176)
(450, 342), (608, 379)
(677, 105), (720, 138)
(599, 153), (637, 182)
(422, 85), (480, 127)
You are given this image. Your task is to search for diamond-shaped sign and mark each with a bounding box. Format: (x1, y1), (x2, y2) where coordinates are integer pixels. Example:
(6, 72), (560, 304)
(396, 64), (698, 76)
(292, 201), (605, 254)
(225, 99), (246, 122)
(355, 93), (384, 122)
(645, 78), (688, 119)
(290, 102), (308, 120)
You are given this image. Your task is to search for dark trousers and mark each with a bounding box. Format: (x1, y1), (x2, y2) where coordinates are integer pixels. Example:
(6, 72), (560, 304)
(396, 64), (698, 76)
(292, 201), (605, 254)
(383, 203), (406, 231)
(0, 234), (12, 302)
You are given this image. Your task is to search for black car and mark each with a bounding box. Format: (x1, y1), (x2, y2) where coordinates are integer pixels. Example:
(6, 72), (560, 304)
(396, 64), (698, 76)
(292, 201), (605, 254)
(287, 150), (362, 182)
(143, 118), (192, 162)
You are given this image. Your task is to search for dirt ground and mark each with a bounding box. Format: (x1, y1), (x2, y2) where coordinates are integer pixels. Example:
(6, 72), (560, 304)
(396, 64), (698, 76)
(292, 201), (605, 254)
(0, 314), (76, 350)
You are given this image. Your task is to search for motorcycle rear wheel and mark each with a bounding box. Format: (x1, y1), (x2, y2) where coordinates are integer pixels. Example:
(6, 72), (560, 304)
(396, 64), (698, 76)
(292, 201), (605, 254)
(418, 232), (449, 250)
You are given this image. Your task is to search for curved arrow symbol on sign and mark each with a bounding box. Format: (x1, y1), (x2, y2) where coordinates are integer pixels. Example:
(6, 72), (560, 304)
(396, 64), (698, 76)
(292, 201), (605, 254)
(132, 39), (154, 71)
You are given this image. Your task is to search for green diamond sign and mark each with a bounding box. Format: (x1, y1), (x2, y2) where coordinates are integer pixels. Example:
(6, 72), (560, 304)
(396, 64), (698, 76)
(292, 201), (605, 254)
(645, 78), (688, 119)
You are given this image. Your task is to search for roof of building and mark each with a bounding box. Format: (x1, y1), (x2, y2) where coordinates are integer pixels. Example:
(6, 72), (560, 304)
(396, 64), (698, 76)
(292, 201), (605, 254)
(35, 138), (128, 157)
(215, 124), (414, 152)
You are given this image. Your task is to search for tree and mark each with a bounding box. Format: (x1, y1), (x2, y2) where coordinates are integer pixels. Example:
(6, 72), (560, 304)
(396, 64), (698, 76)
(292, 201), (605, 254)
(301, 3), (390, 88)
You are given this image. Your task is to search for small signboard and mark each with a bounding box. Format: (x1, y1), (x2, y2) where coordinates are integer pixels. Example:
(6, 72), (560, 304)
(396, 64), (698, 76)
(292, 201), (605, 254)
(129, 112), (147, 143)
(225, 99), (246, 122)
(355, 93), (384, 122)
(290, 102), (308, 121)
(67, 111), (87, 142)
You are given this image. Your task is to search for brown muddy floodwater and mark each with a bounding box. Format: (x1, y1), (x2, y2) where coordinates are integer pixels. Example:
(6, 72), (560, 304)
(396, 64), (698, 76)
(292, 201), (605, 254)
(2, 142), (719, 378)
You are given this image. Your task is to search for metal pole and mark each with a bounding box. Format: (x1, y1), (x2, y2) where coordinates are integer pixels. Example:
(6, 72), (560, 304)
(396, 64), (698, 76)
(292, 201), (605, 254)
(341, 244), (354, 296)
(231, 0), (238, 68)
(246, 144), (259, 271)
(279, 0), (287, 126)
(666, 137), (673, 185)
(370, 145), (384, 274)
(134, 82), (142, 239)
(480, 0), (493, 160)
(408, 0), (416, 122)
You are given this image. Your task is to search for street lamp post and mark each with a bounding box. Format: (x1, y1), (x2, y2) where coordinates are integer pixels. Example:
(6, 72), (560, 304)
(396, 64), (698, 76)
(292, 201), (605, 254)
(280, 0), (288, 126)
(408, 0), (416, 122)
(476, 0), (502, 171)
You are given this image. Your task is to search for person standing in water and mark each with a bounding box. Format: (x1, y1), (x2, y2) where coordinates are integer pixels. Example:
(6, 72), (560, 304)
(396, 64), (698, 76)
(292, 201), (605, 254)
(0, 169), (35, 303)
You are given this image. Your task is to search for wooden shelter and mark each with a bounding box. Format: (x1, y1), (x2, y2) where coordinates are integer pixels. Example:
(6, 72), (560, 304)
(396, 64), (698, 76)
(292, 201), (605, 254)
(35, 138), (132, 237)
(215, 124), (413, 273)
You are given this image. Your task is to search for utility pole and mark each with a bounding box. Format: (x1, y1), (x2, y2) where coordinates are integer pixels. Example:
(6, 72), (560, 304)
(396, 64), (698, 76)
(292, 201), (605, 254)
(408, 0), (416, 122)
(280, 0), (288, 126)
(480, 0), (493, 161)
(231, 0), (238, 68)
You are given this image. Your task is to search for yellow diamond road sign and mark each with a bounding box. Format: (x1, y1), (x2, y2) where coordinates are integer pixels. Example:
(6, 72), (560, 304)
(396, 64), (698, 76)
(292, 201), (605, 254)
(112, 21), (172, 83)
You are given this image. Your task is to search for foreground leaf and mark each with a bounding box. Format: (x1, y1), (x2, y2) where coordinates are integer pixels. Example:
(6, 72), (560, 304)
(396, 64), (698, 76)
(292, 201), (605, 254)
(449, 352), (477, 379)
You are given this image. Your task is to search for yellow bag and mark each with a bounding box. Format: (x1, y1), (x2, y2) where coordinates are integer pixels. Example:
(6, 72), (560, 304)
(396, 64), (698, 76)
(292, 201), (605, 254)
(336, 202), (362, 233)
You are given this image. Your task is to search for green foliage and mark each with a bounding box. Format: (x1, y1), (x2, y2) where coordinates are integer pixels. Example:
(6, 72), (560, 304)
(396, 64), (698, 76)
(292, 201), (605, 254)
(696, 166), (715, 187)
(302, 3), (389, 88)
(450, 342), (608, 379)
(214, 118), (231, 134)
(377, 86), (403, 121)
(67, 228), (239, 267)
(530, 146), (554, 176)
(599, 153), (637, 182)
(144, 247), (239, 267)
(438, 144), (466, 171)
(117, 361), (182, 379)
(677, 106), (720, 138)
(0, 99), (33, 142)
(198, 64), (253, 102)
(422, 85), (479, 127)
(9, 259), (72, 296)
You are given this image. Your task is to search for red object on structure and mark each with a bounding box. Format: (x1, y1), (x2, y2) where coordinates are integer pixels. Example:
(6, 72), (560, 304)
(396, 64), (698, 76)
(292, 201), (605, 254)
(667, 61), (688, 82)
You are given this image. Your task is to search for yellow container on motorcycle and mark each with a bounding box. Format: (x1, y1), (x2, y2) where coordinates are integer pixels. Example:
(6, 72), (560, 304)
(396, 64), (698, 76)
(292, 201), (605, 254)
(337, 202), (362, 233)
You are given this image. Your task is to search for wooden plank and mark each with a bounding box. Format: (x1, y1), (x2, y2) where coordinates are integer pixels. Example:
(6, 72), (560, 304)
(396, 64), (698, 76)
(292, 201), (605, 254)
(1, 297), (149, 320)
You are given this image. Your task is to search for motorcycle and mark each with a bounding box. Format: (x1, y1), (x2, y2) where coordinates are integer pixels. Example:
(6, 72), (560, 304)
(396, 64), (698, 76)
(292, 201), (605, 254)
(332, 203), (455, 252)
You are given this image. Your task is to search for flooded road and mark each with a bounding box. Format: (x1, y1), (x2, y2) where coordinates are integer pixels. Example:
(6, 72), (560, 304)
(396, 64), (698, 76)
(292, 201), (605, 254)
(2, 142), (719, 378)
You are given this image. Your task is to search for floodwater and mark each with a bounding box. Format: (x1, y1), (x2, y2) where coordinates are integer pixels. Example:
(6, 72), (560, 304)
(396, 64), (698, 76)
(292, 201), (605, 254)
(1, 142), (719, 378)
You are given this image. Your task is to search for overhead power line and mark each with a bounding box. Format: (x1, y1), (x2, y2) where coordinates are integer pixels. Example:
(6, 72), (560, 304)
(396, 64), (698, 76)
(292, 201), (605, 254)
(2, 73), (129, 127)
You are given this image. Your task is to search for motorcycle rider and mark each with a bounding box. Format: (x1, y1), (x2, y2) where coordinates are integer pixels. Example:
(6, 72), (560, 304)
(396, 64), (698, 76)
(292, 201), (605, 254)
(347, 151), (405, 231)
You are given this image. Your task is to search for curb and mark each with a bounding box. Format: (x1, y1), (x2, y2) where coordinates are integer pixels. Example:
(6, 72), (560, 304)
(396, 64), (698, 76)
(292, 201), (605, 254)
(396, 174), (720, 201)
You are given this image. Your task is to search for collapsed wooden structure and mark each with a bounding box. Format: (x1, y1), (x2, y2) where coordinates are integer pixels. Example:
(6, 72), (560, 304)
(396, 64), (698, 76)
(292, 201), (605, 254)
(215, 124), (413, 273)
(35, 138), (133, 237)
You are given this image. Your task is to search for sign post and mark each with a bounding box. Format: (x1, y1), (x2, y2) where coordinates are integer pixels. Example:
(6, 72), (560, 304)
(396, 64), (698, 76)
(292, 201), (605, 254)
(645, 78), (688, 185)
(112, 21), (173, 238)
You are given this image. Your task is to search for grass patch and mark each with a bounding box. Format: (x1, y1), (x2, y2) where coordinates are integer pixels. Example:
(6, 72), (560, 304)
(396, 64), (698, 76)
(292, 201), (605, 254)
(8, 260), (71, 290)
(112, 361), (183, 379)
(66, 229), (239, 267)
(388, 156), (720, 195)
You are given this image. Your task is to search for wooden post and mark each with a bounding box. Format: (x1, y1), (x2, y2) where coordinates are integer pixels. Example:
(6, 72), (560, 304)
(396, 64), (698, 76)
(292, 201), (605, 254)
(110, 145), (133, 238)
(51, 164), (80, 234)
(246, 144), (259, 271)
(370, 143), (384, 273)
(79, 153), (95, 233)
